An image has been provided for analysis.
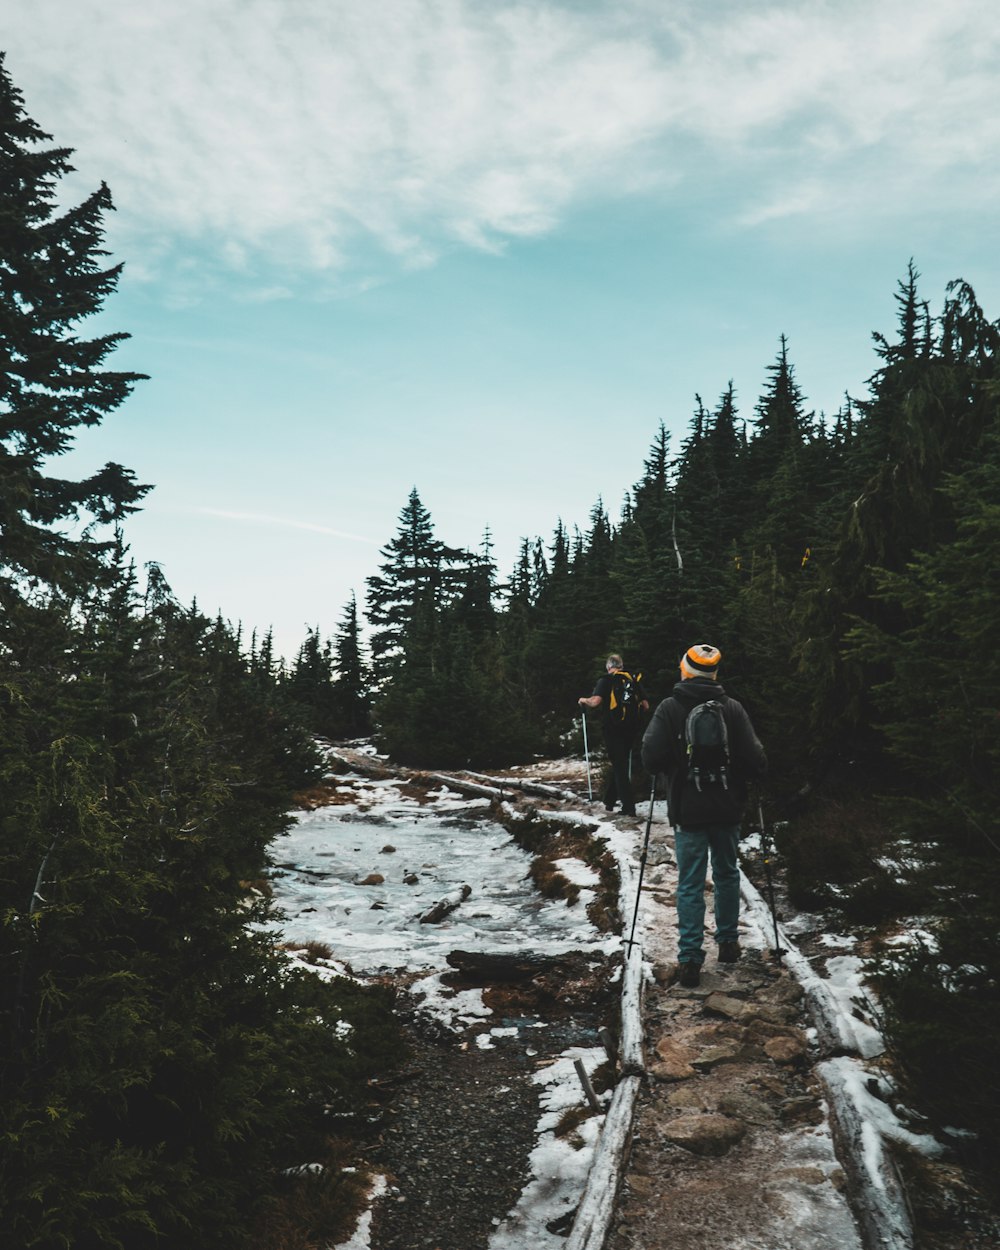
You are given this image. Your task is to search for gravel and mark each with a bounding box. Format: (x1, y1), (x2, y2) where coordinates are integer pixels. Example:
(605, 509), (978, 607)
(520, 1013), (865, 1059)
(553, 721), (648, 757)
(366, 1003), (610, 1249)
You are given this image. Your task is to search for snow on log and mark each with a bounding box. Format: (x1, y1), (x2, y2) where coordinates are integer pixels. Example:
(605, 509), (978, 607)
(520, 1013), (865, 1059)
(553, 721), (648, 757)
(619, 943), (645, 1075)
(463, 770), (583, 804)
(739, 870), (862, 1056)
(564, 1075), (642, 1250)
(418, 884), (472, 924)
(323, 748), (396, 780)
(564, 809), (648, 1249)
(817, 1056), (918, 1250)
(422, 772), (503, 800)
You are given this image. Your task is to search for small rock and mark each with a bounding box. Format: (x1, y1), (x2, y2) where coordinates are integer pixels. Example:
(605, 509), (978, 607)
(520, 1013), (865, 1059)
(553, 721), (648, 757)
(381, 844), (397, 854)
(718, 1090), (777, 1125)
(654, 1036), (697, 1066)
(692, 1042), (742, 1071)
(662, 1113), (746, 1156)
(359, 873), (385, 886)
(765, 1034), (807, 1063)
(745, 1002), (797, 1026)
(766, 976), (805, 1005)
(665, 1086), (706, 1111)
(404, 873), (419, 885)
(650, 1059), (696, 1083)
(745, 1018), (801, 1043)
(703, 992), (747, 1020)
(779, 1095), (824, 1125)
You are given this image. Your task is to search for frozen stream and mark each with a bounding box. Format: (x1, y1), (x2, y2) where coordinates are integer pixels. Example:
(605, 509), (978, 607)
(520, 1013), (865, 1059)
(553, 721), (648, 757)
(270, 777), (619, 982)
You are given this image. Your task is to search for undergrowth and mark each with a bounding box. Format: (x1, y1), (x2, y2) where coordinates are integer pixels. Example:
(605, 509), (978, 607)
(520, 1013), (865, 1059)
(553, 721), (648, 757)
(502, 808), (622, 934)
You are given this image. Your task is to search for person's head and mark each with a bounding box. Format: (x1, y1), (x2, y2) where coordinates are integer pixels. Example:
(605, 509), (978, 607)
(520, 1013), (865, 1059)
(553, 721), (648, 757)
(606, 654), (623, 672)
(680, 643), (721, 681)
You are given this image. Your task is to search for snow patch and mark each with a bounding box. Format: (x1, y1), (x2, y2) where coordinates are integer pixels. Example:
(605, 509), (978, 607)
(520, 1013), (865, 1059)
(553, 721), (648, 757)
(488, 1047), (608, 1249)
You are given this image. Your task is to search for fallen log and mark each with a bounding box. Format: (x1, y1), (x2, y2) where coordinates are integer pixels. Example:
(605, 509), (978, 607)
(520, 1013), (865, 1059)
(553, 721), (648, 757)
(421, 772), (503, 800)
(418, 884), (471, 924)
(323, 748), (399, 781)
(818, 1056), (917, 1250)
(463, 770), (583, 804)
(444, 948), (591, 983)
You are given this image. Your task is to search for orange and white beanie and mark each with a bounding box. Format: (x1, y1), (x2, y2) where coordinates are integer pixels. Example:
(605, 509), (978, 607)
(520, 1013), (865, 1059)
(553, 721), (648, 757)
(680, 643), (721, 680)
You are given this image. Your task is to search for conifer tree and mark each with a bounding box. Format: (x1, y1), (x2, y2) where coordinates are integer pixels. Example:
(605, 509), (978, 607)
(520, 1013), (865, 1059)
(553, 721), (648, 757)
(365, 487), (468, 670)
(330, 592), (370, 736)
(0, 54), (148, 608)
(0, 60), (405, 1246)
(285, 625), (338, 733)
(613, 424), (683, 694)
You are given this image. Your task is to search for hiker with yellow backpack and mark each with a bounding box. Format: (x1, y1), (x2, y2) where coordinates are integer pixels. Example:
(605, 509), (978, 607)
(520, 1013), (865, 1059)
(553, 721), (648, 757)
(578, 654), (649, 817)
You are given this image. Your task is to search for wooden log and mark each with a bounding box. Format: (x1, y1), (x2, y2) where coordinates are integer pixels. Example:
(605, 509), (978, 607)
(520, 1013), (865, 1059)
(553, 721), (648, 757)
(619, 942), (645, 1075)
(421, 772), (504, 800)
(565, 1076), (642, 1250)
(418, 884), (471, 924)
(498, 801), (599, 833)
(817, 1056), (916, 1250)
(445, 948), (591, 983)
(463, 770), (584, 804)
(574, 1058), (602, 1113)
(739, 871), (862, 1057)
(323, 748), (399, 780)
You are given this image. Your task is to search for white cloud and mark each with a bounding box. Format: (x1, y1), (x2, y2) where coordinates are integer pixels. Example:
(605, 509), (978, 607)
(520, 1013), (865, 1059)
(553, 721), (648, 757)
(4, 0), (999, 289)
(193, 507), (379, 544)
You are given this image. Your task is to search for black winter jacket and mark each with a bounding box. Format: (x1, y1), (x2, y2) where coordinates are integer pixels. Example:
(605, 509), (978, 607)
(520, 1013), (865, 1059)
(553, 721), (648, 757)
(641, 678), (766, 828)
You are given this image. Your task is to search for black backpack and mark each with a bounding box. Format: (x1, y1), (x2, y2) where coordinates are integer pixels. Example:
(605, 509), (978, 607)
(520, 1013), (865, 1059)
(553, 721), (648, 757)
(684, 700), (729, 790)
(608, 670), (641, 729)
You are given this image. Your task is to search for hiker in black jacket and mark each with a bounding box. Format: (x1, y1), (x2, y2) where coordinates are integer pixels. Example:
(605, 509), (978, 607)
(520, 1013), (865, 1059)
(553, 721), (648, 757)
(578, 654), (648, 817)
(641, 643), (766, 988)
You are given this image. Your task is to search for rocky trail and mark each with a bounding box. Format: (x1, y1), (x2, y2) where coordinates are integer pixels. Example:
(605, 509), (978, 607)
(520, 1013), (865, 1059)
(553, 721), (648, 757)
(284, 747), (1000, 1250)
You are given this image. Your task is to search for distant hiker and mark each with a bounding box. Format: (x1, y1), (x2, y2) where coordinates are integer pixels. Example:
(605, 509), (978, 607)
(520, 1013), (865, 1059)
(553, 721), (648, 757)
(578, 655), (649, 817)
(641, 643), (766, 988)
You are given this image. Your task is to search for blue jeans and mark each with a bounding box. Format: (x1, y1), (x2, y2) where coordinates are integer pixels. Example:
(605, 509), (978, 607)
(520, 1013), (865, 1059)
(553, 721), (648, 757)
(673, 824), (741, 965)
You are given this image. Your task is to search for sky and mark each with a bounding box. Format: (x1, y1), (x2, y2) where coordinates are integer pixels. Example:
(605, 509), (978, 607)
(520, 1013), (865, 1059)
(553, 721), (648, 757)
(5, 0), (1000, 660)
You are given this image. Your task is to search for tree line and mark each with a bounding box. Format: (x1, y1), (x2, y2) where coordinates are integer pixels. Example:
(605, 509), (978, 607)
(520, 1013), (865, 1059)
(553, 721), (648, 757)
(0, 55), (402, 1249)
(285, 266), (1000, 1167)
(4, 38), (999, 1243)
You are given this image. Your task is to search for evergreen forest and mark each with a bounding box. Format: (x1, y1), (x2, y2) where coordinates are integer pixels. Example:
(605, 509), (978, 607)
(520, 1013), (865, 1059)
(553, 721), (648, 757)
(0, 56), (403, 1249)
(3, 45), (1000, 1245)
(292, 273), (1000, 1175)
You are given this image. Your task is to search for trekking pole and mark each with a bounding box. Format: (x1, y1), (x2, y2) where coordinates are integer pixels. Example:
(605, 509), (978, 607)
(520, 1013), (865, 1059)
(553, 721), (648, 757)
(758, 798), (785, 962)
(624, 775), (658, 954)
(580, 715), (593, 801)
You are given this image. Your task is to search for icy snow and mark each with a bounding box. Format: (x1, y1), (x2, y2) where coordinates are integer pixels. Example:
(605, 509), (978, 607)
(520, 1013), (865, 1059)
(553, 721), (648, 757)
(272, 766), (933, 1250)
(822, 955), (885, 1060)
(269, 774), (628, 1250)
(272, 782), (620, 976)
(487, 1047), (608, 1249)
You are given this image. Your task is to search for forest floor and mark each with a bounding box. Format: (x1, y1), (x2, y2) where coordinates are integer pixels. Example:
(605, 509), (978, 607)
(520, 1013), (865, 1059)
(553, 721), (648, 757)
(280, 747), (1000, 1250)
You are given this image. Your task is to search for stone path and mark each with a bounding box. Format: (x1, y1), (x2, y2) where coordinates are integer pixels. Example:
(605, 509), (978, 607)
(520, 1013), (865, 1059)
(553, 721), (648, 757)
(605, 827), (866, 1250)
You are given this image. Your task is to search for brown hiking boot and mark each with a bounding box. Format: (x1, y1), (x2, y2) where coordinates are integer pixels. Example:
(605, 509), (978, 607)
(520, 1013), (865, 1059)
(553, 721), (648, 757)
(718, 941), (741, 964)
(677, 961), (701, 988)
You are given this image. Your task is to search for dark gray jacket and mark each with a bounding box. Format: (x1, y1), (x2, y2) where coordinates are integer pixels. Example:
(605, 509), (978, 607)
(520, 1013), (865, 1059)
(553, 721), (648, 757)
(641, 677), (766, 828)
